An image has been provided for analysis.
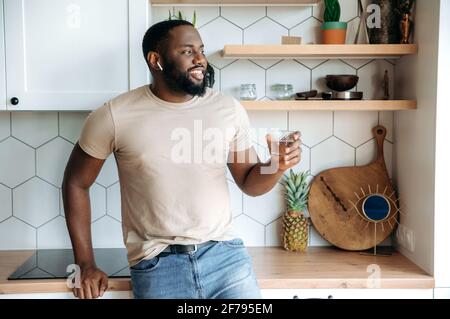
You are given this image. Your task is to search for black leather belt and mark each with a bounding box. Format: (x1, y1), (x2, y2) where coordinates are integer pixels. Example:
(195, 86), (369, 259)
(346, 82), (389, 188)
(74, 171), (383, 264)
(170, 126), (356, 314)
(160, 241), (212, 254)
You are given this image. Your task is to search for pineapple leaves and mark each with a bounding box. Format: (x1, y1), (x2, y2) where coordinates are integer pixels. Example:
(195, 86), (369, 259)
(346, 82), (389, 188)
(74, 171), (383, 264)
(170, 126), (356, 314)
(283, 169), (310, 211)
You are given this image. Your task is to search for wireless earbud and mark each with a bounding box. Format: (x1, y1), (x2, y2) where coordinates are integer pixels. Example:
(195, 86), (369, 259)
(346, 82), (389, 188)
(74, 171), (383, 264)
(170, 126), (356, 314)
(157, 61), (163, 71)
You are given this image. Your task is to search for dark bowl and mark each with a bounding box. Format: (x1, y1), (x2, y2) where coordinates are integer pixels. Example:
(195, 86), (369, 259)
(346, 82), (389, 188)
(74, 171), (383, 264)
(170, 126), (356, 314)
(325, 75), (359, 92)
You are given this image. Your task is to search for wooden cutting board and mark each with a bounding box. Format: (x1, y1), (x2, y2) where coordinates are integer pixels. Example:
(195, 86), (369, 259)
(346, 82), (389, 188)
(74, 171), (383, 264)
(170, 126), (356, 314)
(308, 125), (399, 251)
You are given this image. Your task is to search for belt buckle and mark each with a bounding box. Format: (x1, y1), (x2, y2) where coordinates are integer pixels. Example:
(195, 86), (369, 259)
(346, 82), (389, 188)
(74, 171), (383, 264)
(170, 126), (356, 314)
(192, 244), (198, 253)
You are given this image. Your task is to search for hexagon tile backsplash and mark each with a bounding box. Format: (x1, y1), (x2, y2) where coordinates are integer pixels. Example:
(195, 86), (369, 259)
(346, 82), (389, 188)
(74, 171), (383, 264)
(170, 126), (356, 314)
(0, 1), (395, 249)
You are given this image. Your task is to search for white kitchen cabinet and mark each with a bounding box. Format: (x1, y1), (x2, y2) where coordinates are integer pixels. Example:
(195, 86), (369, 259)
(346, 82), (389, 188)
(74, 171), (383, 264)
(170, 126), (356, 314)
(3, 0), (148, 111)
(261, 289), (434, 299)
(0, 0), (6, 110)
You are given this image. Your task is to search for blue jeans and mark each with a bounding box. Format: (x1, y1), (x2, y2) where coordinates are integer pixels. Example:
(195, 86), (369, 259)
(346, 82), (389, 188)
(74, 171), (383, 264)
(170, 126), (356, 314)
(130, 238), (262, 299)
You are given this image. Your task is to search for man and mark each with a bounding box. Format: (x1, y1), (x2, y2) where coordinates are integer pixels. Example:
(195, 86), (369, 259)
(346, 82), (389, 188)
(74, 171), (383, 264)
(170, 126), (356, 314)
(62, 19), (301, 299)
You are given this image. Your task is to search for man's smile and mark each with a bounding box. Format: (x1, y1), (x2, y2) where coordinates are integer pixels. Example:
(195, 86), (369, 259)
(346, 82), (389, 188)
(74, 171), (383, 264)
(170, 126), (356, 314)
(189, 68), (205, 81)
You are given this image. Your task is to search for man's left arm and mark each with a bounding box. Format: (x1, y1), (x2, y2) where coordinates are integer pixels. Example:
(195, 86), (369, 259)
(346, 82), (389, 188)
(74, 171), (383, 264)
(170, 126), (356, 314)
(227, 132), (301, 197)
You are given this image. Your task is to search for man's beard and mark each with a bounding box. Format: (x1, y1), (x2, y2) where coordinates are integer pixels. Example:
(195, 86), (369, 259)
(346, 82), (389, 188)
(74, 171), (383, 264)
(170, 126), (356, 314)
(161, 57), (207, 97)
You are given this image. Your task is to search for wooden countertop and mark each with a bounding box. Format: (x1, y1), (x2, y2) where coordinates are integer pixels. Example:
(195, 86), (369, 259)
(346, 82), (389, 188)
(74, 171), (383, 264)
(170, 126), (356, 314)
(0, 247), (434, 294)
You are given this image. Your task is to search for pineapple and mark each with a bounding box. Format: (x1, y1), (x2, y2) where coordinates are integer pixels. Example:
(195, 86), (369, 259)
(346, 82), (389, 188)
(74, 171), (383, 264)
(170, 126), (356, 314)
(282, 170), (310, 252)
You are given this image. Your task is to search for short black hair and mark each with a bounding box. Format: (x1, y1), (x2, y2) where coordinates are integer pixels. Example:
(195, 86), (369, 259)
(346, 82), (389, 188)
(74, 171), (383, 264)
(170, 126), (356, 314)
(142, 20), (194, 63)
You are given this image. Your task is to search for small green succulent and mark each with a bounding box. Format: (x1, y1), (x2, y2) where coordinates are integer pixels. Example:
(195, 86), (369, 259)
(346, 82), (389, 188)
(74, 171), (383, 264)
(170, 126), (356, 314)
(168, 10), (197, 27)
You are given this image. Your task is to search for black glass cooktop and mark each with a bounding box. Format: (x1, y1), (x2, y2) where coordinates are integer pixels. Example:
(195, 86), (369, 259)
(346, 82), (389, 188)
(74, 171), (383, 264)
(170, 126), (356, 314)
(8, 248), (130, 280)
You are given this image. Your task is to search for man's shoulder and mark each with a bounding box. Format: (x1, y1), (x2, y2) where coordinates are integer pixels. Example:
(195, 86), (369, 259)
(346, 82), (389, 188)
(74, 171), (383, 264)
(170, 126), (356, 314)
(107, 85), (149, 110)
(201, 87), (236, 106)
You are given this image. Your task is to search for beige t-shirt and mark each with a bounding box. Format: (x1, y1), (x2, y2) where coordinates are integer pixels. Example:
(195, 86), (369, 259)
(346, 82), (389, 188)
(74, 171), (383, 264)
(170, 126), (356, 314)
(78, 85), (252, 266)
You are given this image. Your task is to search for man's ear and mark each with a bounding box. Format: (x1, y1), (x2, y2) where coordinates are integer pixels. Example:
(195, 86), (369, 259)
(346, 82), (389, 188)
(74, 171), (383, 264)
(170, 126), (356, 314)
(147, 52), (162, 71)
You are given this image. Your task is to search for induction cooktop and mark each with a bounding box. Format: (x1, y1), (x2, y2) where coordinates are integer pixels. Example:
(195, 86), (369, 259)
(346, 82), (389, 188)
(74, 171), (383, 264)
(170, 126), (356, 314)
(8, 248), (130, 280)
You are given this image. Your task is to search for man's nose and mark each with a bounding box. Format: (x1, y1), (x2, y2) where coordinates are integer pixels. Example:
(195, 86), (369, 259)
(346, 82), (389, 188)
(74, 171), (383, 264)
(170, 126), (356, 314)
(193, 52), (206, 65)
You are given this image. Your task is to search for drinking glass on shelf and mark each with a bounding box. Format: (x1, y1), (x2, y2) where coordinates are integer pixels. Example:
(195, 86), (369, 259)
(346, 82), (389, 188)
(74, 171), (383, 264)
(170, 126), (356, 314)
(240, 83), (257, 100)
(272, 84), (294, 100)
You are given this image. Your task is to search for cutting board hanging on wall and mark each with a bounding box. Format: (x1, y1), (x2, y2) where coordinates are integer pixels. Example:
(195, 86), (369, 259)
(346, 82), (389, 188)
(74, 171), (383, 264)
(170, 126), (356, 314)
(308, 125), (399, 251)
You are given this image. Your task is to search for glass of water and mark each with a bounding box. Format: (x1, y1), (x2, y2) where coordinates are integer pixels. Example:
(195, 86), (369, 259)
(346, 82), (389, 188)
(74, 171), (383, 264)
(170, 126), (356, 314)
(267, 129), (300, 156)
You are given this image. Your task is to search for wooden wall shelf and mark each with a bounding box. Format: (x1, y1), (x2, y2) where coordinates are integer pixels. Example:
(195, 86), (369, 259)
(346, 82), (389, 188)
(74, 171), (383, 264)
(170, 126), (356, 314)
(151, 0), (320, 6)
(223, 44), (418, 59)
(241, 100), (417, 111)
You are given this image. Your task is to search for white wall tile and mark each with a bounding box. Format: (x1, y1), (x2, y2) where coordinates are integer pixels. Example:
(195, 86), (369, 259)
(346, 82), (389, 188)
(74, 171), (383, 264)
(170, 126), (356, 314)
(0, 138), (35, 188)
(310, 137), (355, 175)
(339, 0), (359, 22)
(356, 139), (393, 178)
(231, 215), (265, 246)
(289, 17), (322, 45)
(289, 144), (311, 174)
(37, 216), (72, 249)
(0, 184), (12, 222)
(0, 218), (36, 249)
(91, 216), (125, 248)
(36, 137), (73, 187)
(96, 155), (119, 187)
(221, 60), (265, 99)
(247, 111), (288, 147)
(266, 60), (310, 100)
(244, 18), (287, 45)
(265, 217), (283, 247)
(312, 60), (356, 93)
(0, 112), (10, 141)
(209, 65), (221, 91)
(295, 59), (326, 70)
(358, 60), (394, 100)
(334, 111), (379, 147)
(309, 224), (332, 246)
(341, 59), (372, 69)
(90, 183), (107, 222)
(198, 18), (242, 68)
(11, 112), (58, 147)
(221, 6), (265, 29)
(289, 111), (333, 147)
(267, 7), (312, 29)
(13, 177), (59, 228)
(228, 180), (243, 218)
(250, 59), (282, 70)
(174, 6), (219, 28)
(59, 112), (89, 144)
(106, 182), (121, 222)
(150, 5), (172, 24)
(243, 183), (285, 225)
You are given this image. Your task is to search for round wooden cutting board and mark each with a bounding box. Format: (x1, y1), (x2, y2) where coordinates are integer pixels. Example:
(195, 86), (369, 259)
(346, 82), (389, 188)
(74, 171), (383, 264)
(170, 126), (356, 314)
(308, 126), (399, 251)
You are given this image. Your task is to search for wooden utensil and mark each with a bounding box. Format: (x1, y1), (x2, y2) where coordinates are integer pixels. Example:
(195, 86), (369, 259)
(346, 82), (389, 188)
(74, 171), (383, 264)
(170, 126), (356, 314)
(308, 125), (399, 251)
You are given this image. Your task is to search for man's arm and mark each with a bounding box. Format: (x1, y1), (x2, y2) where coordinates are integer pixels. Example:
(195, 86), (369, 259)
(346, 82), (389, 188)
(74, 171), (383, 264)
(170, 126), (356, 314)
(61, 143), (108, 299)
(227, 132), (301, 197)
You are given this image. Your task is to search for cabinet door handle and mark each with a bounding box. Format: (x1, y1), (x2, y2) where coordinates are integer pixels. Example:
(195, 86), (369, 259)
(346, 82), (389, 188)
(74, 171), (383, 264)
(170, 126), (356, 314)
(10, 97), (19, 105)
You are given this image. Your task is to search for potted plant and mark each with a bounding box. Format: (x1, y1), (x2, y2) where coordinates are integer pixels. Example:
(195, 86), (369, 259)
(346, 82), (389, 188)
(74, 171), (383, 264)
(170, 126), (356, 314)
(282, 170), (310, 252)
(321, 0), (347, 44)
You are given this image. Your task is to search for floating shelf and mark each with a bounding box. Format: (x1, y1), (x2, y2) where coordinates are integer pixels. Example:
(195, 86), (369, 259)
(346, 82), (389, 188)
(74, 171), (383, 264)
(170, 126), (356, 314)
(151, 0), (320, 6)
(241, 100), (417, 111)
(222, 44), (418, 59)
